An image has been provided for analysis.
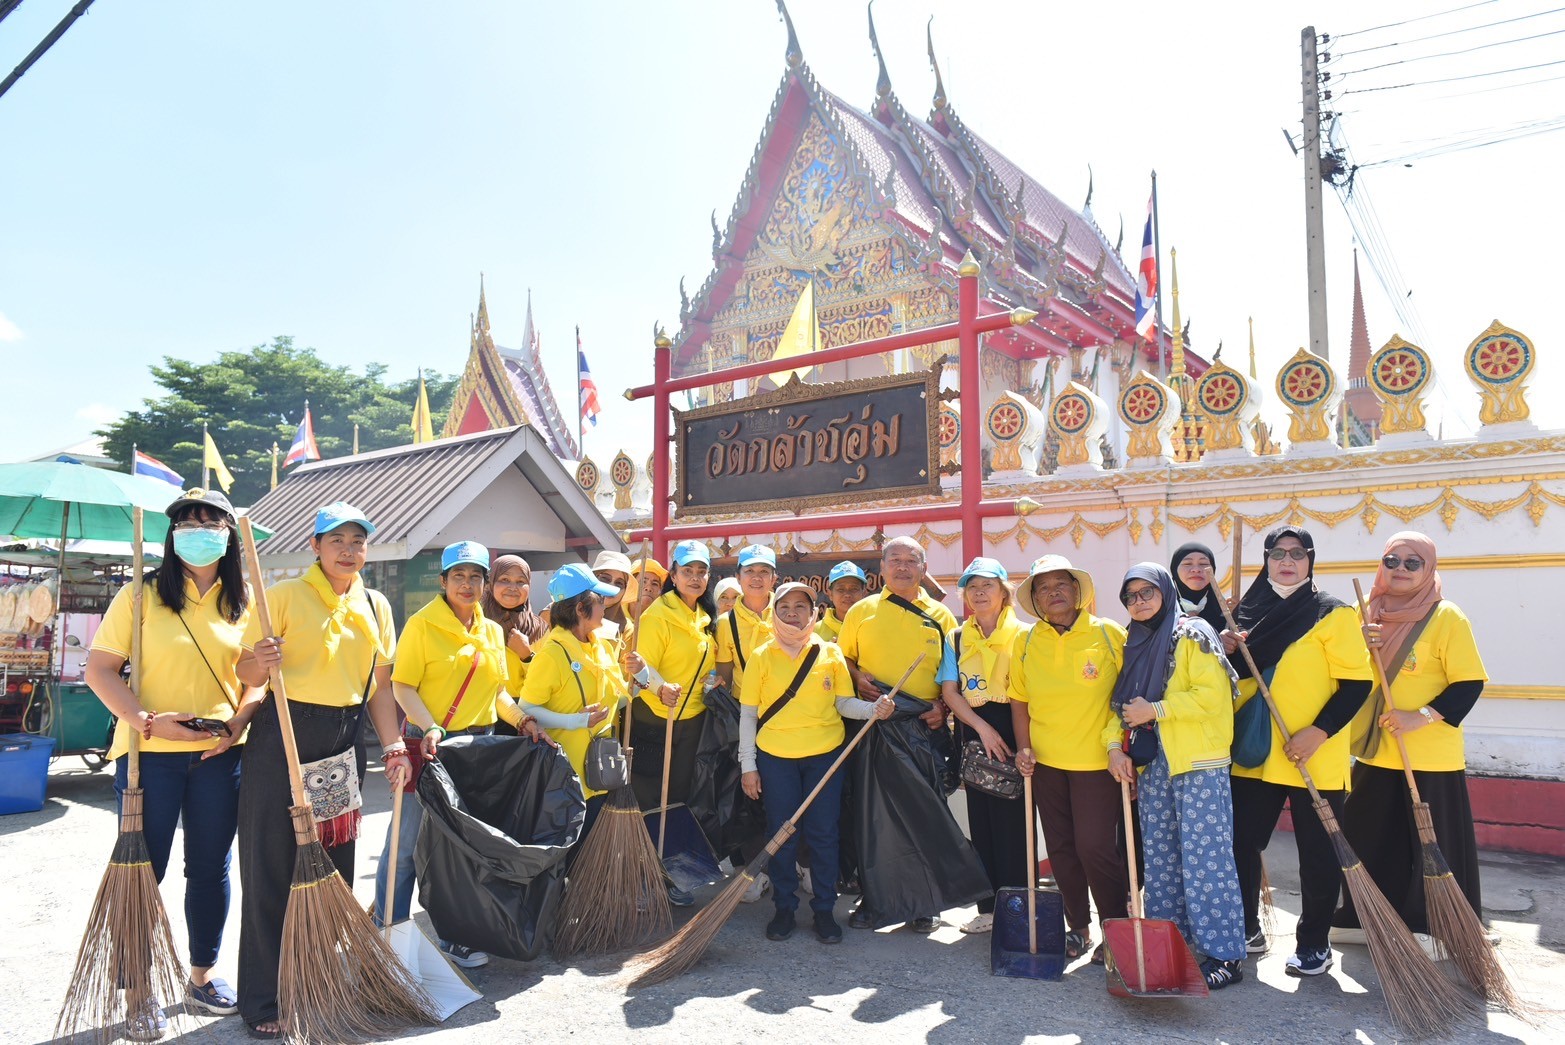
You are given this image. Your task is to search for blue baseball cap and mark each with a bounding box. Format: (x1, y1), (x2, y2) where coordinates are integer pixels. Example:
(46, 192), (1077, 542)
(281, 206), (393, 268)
(313, 501), (377, 537)
(671, 540), (711, 567)
(549, 562), (620, 602)
(736, 544), (777, 569)
(441, 541), (490, 573)
(827, 561), (867, 588)
(959, 557), (1009, 587)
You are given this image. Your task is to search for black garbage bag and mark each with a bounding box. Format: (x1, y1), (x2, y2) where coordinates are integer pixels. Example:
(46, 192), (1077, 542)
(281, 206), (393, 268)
(686, 683), (765, 856)
(415, 734), (586, 961)
(855, 694), (992, 927)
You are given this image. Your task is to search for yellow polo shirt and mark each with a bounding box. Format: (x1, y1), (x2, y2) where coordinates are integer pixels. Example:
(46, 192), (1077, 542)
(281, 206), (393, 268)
(949, 607), (1026, 706)
(815, 610), (846, 643)
(838, 588), (957, 703)
(392, 598), (508, 733)
(241, 575), (395, 707)
(636, 592), (714, 721)
(741, 637), (851, 759)
(1360, 601), (1486, 774)
(1007, 613), (1126, 771)
(93, 577), (252, 759)
(523, 627), (626, 798)
(1232, 605), (1372, 791)
(716, 597), (773, 696)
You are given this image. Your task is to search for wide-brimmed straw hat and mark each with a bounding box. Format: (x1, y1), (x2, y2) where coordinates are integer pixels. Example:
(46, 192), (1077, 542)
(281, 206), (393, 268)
(1016, 553), (1095, 619)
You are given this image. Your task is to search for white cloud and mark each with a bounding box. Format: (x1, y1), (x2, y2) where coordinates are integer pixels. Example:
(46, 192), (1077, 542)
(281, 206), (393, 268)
(0, 310), (21, 343)
(74, 403), (120, 425)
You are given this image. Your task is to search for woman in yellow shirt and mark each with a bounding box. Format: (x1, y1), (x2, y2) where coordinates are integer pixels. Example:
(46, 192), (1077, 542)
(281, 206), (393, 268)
(85, 489), (260, 1034)
(519, 564), (633, 843)
(629, 540), (713, 906)
(481, 554), (549, 734)
(233, 502), (404, 1039)
(1334, 532), (1488, 945)
(375, 541), (544, 969)
(940, 557), (1025, 936)
(739, 582), (891, 945)
(1010, 554), (1128, 964)
(1221, 525), (1372, 977)
(1106, 564), (1246, 990)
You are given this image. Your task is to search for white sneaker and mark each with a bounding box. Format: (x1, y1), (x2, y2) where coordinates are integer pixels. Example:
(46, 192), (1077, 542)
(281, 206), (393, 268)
(797, 864), (812, 896)
(741, 871), (771, 903)
(1329, 925), (1368, 946)
(960, 912), (994, 935)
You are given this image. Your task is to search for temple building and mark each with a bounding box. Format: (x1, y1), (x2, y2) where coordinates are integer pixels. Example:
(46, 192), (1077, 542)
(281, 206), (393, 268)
(443, 279), (579, 460)
(669, 6), (1206, 459)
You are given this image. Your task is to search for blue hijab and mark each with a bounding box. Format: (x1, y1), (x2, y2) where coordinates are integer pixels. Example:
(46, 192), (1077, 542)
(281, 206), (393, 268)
(1111, 563), (1232, 715)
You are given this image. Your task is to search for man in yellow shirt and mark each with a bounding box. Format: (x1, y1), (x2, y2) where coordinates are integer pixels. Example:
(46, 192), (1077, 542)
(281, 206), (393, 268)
(837, 535), (962, 932)
(816, 561), (869, 642)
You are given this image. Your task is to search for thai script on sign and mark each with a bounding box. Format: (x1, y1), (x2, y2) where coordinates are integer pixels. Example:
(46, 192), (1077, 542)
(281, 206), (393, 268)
(705, 405), (901, 488)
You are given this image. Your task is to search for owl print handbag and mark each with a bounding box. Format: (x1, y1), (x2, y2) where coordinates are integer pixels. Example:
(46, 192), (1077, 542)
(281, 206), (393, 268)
(299, 603), (381, 845)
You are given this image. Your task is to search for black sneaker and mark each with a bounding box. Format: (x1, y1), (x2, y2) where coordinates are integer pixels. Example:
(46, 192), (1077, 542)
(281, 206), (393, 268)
(814, 910), (842, 944)
(766, 909), (795, 941)
(439, 942), (489, 968)
(1245, 928), (1267, 955)
(1285, 947), (1334, 977)
(849, 903), (877, 930)
(911, 916), (941, 934)
(1201, 958), (1244, 990)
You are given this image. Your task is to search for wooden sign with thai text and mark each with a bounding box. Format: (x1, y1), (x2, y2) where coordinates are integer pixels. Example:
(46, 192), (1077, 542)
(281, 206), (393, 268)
(674, 368), (940, 516)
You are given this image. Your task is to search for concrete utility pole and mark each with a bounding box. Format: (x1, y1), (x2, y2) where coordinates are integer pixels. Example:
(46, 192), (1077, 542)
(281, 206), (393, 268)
(1301, 25), (1330, 361)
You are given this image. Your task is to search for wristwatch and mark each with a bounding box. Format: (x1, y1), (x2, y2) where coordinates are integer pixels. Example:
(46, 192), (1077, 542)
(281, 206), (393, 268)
(1417, 706), (1435, 723)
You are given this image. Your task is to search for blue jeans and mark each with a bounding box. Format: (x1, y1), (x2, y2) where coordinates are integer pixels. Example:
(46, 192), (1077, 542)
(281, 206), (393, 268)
(115, 746), (242, 969)
(757, 745), (843, 915)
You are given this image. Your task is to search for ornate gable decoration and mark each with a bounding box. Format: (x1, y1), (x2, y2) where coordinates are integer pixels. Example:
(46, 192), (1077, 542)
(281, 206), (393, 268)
(1464, 320), (1535, 426)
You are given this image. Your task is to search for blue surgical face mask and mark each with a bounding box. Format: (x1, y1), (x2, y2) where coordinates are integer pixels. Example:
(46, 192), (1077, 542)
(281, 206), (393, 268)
(173, 528), (229, 567)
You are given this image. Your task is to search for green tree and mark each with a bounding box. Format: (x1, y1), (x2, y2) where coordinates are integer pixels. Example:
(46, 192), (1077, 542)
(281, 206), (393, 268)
(98, 337), (459, 505)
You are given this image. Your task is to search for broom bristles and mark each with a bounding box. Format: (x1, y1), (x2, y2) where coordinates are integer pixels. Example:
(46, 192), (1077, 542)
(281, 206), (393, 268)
(55, 793), (187, 1045)
(1319, 799), (1479, 1038)
(1413, 806), (1529, 1017)
(554, 786), (673, 959)
(277, 807), (438, 1045)
(627, 862), (757, 988)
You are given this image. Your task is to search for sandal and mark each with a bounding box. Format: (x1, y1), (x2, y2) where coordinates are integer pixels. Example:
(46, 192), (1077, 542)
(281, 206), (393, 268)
(1090, 942), (1107, 966)
(246, 1020), (283, 1040)
(1201, 957), (1244, 990)
(1064, 931), (1090, 959)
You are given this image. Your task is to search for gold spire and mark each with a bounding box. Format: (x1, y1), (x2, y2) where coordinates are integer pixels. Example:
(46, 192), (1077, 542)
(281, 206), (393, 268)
(957, 250), (980, 278)
(926, 17), (947, 111)
(476, 274), (490, 337)
(1248, 316), (1257, 379)
(1169, 248), (1187, 405)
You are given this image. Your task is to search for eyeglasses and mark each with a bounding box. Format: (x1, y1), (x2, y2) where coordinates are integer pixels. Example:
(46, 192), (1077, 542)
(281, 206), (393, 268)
(1120, 587), (1160, 607)
(1381, 554), (1425, 572)
(1266, 547), (1309, 562)
(173, 521), (230, 533)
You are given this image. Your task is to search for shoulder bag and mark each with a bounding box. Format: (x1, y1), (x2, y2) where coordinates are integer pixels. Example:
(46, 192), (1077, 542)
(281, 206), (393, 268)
(553, 641), (629, 792)
(301, 596), (381, 842)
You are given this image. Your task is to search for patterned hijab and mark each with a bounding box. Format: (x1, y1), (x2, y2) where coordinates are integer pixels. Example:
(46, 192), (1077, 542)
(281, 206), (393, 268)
(1365, 531), (1443, 657)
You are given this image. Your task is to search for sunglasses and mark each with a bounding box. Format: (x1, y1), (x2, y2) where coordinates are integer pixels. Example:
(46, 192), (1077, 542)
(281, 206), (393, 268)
(1381, 554), (1425, 572)
(1266, 547), (1309, 562)
(1120, 587), (1160, 607)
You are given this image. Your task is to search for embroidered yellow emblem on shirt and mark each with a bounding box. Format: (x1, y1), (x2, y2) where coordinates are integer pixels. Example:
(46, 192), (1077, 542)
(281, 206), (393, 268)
(1082, 659), (1099, 681)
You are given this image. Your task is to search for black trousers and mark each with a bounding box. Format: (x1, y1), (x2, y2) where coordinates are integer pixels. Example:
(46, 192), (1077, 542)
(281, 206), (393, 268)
(1336, 762), (1482, 934)
(958, 702), (1029, 915)
(629, 699), (703, 811)
(237, 698), (365, 1028)
(1231, 774), (1345, 952)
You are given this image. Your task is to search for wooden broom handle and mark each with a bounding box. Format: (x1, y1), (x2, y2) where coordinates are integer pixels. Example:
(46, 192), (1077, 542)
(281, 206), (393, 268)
(657, 708), (675, 858)
(1121, 778), (1148, 993)
(1230, 518), (1244, 609)
(239, 517), (309, 808)
(1351, 579), (1424, 802)
(127, 508), (144, 787)
(1024, 772), (1036, 955)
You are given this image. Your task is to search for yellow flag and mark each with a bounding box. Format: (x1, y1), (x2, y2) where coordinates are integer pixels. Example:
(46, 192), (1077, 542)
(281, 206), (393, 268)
(769, 279), (821, 383)
(412, 370), (434, 443)
(203, 430), (236, 493)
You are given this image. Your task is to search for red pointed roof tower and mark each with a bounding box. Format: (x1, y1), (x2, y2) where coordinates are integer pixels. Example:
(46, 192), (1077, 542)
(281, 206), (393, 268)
(1342, 250), (1382, 435)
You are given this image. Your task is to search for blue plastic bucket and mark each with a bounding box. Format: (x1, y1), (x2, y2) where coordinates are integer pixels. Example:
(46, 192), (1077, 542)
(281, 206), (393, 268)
(0, 733), (56, 814)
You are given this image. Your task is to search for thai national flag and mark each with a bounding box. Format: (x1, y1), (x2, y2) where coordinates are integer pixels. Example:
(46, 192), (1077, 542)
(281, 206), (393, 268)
(284, 406), (321, 467)
(134, 450), (184, 489)
(578, 328), (601, 428)
(1134, 194), (1158, 341)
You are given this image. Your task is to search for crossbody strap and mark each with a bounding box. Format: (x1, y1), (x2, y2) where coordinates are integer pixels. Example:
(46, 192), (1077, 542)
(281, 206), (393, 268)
(885, 592), (950, 658)
(727, 611), (747, 671)
(758, 644), (822, 730)
(174, 611), (239, 711)
(552, 639), (591, 710)
(360, 595), (382, 703)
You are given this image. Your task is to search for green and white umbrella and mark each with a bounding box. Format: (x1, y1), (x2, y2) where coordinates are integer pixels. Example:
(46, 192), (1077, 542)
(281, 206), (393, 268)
(0, 461), (181, 544)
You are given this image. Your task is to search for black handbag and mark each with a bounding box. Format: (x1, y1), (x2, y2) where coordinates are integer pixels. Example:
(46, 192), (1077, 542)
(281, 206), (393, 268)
(959, 739), (1023, 799)
(1122, 724), (1159, 767)
(554, 642), (628, 792)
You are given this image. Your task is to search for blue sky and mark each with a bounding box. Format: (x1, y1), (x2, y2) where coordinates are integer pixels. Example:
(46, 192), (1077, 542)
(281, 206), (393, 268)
(4, 1), (1561, 473)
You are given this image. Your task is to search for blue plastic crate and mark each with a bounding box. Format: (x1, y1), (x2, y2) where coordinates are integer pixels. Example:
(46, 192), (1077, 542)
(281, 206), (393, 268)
(0, 733), (56, 814)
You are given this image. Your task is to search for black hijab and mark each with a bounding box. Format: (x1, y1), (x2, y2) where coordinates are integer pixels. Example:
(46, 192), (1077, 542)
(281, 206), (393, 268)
(1170, 542), (1227, 635)
(1231, 525), (1346, 679)
(1110, 564), (1178, 714)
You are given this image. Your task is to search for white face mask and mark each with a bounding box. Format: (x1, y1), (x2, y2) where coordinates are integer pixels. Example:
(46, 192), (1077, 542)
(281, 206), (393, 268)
(1268, 576), (1310, 599)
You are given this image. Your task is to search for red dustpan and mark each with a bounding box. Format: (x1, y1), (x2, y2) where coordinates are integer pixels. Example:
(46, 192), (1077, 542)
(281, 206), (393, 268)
(1102, 780), (1208, 999)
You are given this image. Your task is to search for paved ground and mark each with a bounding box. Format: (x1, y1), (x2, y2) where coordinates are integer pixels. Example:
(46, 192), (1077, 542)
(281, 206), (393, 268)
(5, 757), (1563, 1044)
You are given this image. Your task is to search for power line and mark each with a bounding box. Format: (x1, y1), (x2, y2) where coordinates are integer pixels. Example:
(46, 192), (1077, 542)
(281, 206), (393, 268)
(1360, 114), (1565, 166)
(1334, 6), (1565, 57)
(1337, 0), (1500, 39)
(1341, 56), (1565, 95)
(1335, 25), (1565, 77)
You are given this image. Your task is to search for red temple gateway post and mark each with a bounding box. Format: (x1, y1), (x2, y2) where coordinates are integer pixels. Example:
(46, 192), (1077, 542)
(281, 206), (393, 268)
(627, 257), (1036, 566)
